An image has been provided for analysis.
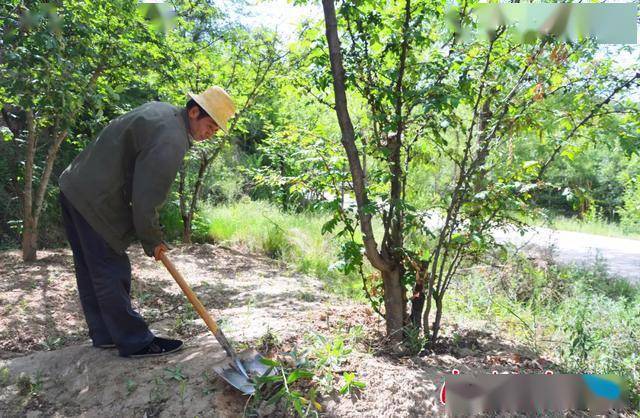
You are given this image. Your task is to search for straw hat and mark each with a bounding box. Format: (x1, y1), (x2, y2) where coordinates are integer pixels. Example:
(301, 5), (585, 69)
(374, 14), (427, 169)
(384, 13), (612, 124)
(187, 86), (236, 134)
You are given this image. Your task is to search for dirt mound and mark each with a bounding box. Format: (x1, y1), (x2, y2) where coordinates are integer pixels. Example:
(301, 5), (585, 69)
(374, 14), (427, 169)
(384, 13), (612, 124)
(1, 244), (598, 417)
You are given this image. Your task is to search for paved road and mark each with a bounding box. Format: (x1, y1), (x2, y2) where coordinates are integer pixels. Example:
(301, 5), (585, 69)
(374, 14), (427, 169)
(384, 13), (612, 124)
(343, 202), (640, 284)
(493, 226), (640, 284)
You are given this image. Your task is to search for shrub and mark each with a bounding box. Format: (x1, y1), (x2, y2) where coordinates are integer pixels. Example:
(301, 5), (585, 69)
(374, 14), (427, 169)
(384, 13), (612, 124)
(619, 179), (640, 234)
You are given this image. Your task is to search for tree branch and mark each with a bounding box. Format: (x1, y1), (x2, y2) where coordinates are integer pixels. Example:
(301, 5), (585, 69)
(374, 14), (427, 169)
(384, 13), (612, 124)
(536, 71), (640, 180)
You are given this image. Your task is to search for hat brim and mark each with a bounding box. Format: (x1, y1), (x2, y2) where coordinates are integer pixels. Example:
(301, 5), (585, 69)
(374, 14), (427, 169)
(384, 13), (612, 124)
(187, 92), (229, 134)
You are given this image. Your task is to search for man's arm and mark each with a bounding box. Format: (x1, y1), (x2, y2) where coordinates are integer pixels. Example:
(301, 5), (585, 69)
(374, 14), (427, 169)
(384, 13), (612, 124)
(132, 130), (186, 256)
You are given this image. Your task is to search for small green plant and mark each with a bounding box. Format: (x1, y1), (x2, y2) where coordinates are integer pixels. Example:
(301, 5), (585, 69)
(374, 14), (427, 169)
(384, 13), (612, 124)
(18, 298), (28, 312)
(172, 304), (198, 335)
(339, 372), (365, 395)
(201, 370), (216, 396)
(248, 330), (367, 417)
(125, 379), (137, 396)
(42, 336), (63, 351)
(263, 223), (289, 259)
(298, 291), (316, 302)
(178, 379), (188, 403)
(346, 324), (364, 346)
(0, 366), (10, 386)
(137, 292), (152, 304)
(257, 328), (280, 353)
(251, 356), (321, 417)
(17, 374), (32, 396)
(452, 331), (462, 346)
(403, 325), (426, 355)
(310, 334), (351, 370)
(164, 366), (186, 382)
(17, 371), (43, 397)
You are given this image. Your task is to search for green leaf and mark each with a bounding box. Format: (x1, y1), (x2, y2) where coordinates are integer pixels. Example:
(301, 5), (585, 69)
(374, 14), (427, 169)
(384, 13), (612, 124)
(268, 387), (286, 405)
(286, 369), (313, 384)
(259, 357), (281, 367)
(321, 217), (339, 235)
(1, 127), (12, 141)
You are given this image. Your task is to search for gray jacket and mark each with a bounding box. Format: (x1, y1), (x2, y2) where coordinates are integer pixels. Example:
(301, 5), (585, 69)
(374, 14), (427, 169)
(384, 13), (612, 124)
(59, 102), (191, 256)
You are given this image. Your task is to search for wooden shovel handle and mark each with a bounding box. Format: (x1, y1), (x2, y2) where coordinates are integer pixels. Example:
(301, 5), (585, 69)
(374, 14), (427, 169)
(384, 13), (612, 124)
(159, 252), (219, 335)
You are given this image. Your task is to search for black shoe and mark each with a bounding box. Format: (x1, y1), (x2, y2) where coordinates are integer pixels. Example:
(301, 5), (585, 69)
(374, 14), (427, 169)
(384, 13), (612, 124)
(127, 337), (183, 358)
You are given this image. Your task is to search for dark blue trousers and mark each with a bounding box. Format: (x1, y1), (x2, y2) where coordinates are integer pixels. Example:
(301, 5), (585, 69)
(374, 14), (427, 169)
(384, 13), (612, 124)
(59, 192), (154, 356)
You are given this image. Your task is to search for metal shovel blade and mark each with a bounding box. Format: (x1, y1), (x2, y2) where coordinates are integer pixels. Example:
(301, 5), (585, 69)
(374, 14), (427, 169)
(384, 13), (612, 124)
(212, 349), (274, 395)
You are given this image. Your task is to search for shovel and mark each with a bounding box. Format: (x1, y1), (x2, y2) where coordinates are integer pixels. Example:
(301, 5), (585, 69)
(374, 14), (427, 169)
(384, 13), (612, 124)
(159, 252), (271, 395)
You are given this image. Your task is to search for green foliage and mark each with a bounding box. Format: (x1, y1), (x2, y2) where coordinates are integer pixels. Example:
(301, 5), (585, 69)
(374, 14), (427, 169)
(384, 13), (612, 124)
(559, 294), (594, 371)
(542, 215), (640, 240)
(16, 371), (43, 398)
(252, 356), (320, 417)
(196, 199), (367, 298)
(0, 367), (10, 387)
(339, 372), (366, 395)
(125, 379), (137, 396)
(619, 178), (640, 234)
(529, 137), (633, 221)
(293, 0), (639, 343)
(164, 366), (187, 382)
(245, 95), (346, 213)
(448, 250), (640, 405)
(159, 199), (184, 242)
(250, 330), (365, 417)
(263, 223), (290, 259)
(403, 324), (427, 355)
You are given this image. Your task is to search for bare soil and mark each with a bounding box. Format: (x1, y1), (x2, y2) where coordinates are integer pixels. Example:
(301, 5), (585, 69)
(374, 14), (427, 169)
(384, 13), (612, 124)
(0, 244), (625, 417)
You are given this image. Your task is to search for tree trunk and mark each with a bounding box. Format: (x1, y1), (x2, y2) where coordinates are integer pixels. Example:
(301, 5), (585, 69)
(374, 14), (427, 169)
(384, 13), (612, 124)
(323, 0), (411, 341)
(182, 215), (192, 244)
(409, 262), (430, 332)
(178, 166), (189, 241)
(409, 280), (424, 330)
(430, 294), (444, 344)
(322, 0), (389, 273)
(180, 150), (218, 243)
(381, 268), (406, 341)
(473, 96), (493, 194)
(21, 109), (37, 262)
(22, 219), (37, 262)
(421, 267), (436, 340)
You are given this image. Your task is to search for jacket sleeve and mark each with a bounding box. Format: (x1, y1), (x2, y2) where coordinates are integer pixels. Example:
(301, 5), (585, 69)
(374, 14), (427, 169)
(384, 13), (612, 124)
(132, 129), (186, 256)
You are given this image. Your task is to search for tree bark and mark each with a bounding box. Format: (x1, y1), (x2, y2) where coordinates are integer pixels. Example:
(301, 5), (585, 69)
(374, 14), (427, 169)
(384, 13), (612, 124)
(180, 150), (218, 243)
(21, 109), (37, 262)
(323, 0), (415, 341)
(321, 0), (389, 273)
(382, 268), (406, 340)
(430, 295), (444, 344)
(409, 259), (430, 332)
(34, 129), (67, 222)
(409, 280), (424, 330)
(178, 166), (190, 243)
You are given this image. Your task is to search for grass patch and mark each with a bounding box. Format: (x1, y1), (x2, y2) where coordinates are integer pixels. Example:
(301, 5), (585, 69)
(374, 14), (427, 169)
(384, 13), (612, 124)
(194, 199), (367, 299)
(533, 215), (640, 240)
(447, 253), (640, 409)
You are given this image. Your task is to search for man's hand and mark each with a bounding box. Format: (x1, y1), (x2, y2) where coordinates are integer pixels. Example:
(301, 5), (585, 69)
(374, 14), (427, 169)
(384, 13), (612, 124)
(153, 242), (170, 261)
